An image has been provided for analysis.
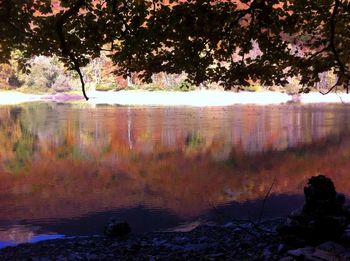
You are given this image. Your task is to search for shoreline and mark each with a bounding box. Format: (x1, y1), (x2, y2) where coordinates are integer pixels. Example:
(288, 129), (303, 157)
(0, 219), (283, 260)
(1, 90), (350, 106)
(2, 218), (350, 260)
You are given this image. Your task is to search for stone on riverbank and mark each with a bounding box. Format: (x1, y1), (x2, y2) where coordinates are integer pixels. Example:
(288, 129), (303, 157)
(278, 175), (350, 246)
(104, 220), (131, 239)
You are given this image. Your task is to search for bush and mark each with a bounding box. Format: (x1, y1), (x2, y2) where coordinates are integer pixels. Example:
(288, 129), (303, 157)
(284, 83), (300, 94)
(52, 75), (72, 92)
(8, 75), (22, 89)
(267, 85), (282, 92)
(96, 83), (118, 91)
(145, 83), (164, 91)
(172, 80), (195, 91)
(244, 84), (261, 92)
(19, 56), (73, 93)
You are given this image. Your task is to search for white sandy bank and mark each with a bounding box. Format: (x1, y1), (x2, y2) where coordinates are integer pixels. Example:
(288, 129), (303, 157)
(299, 92), (350, 104)
(0, 91), (42, 105)
(1, 90), (350, 106)
(87, 90), (292, 106)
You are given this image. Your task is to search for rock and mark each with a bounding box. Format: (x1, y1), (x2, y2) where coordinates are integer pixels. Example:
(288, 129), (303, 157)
(175, 236), (188, 242)
(279, 257), (294, 261)
(310, 249), (340, 261)
(30, 257), (51, 261)
(340, 251), (350, 259)
(287, 246), (314, 257)
(336, 193), (346, 205)
(278, 175), (350, 245)
(163, 243), (184, 251)
(67, 253), (82, 261)
(183, 243), (209, 252)
(341, 227), (350, 243)
(152, 239), (167, 247)
(86, 253), (99, 260)
(278, 243), (287, 253)
(207, 253), (225, 258)
(263, 248), (272, 260)
(316, 241), (345, 254)
(233, 227), (243, 233)
(223, 222), (234, 228)
(104, 220), (131, 238)
(303, 175), (343, 216)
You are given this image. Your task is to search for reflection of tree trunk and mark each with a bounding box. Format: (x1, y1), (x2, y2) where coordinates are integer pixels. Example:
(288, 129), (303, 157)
(128, 107), (133, 149)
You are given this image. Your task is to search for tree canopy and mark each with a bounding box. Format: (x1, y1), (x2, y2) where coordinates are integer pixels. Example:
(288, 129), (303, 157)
(1, 0), (350, 99)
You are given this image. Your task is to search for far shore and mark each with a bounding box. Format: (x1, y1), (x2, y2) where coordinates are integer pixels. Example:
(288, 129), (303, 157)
(1, 90), (350, 106)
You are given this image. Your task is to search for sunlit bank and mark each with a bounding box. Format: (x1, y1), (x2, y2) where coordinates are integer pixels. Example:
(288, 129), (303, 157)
(2, 90), (350, 106)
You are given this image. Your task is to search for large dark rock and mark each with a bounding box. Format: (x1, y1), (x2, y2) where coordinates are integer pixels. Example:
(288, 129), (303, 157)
(303, 175), (344, 215)
(104, 220), (131, 239)
(278, 175), (350, 246)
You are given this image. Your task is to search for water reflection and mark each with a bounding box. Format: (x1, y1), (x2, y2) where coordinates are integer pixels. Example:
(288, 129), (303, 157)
(1, 103), (350, 243)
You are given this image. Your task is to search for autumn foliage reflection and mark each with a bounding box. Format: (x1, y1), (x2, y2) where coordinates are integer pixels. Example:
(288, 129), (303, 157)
(1, 103), (350, 225)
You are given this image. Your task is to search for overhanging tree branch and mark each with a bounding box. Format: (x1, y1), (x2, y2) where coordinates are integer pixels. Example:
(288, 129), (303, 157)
(55, 0), (89, 100)
(329, 0), (350, 93)
(319, 75), (341, 95)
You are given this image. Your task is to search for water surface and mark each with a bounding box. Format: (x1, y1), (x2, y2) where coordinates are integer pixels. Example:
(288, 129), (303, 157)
(1, 103), (350, 245)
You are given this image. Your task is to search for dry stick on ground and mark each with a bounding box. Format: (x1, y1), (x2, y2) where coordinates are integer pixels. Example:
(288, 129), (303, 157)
(207, 176), (278, 236)
(208, 201), (277, 236)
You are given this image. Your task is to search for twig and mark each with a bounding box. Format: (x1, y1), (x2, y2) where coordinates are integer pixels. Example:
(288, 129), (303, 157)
(257, 176), (277, 223)
(306, 45), (330, 61)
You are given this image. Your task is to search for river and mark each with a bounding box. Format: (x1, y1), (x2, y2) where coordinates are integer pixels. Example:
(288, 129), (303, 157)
(0, 102), (350, 246)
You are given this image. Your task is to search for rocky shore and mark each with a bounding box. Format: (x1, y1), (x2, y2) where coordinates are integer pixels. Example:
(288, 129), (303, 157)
(2, 175), (350, 261)
(2, 219), (350, 260)
(0, 219), (283, 260)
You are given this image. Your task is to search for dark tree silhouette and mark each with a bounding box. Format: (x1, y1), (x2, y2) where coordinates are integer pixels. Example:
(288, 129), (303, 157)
(1, 0), (350, 99)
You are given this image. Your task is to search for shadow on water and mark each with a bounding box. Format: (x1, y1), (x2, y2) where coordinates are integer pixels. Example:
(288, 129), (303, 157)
(34, 206), (183, 236)
(0, 194), (305, 248)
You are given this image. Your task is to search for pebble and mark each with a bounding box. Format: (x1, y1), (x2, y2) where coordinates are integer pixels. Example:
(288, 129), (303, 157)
(279, 257), (294, 261)
(278, 243), (286, 253)
(175, 236), (188, 242)
(86, 253), (99, 260)
(152, 239), (167, 247)
(183, 243), (209, 252)
(317, 241), (346, 254)
(287, 246), (315, 257)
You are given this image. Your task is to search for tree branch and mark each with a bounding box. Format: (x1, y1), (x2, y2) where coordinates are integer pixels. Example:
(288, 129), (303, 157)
(329, 0), (349, 83)
(55, 0), (89, 100)
(306, 45), (330, 61)
(319, 75), (341, 95)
